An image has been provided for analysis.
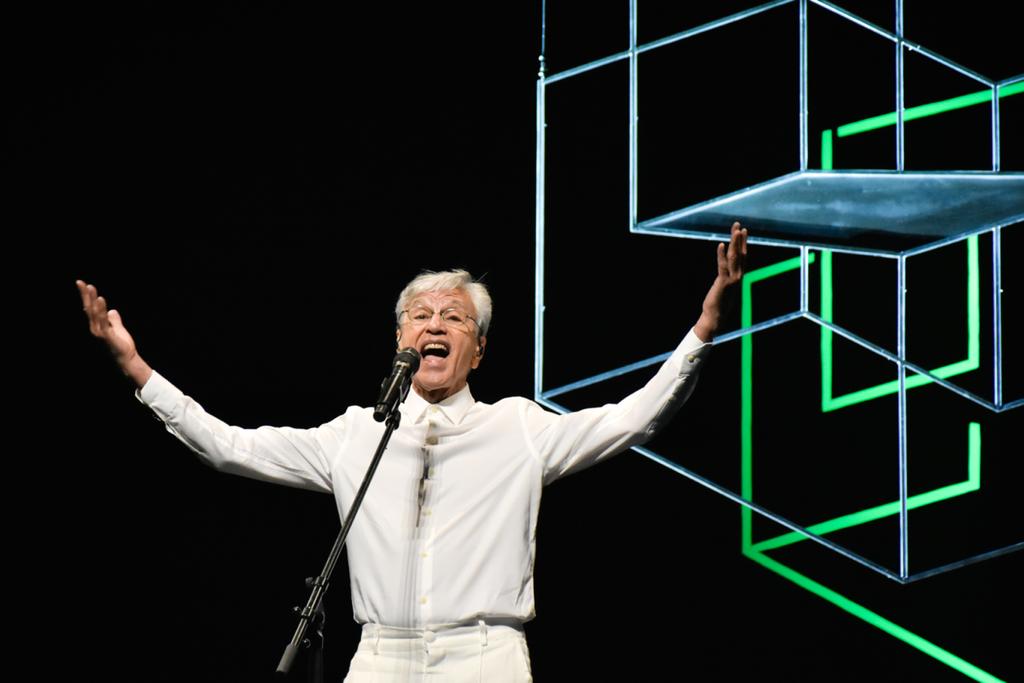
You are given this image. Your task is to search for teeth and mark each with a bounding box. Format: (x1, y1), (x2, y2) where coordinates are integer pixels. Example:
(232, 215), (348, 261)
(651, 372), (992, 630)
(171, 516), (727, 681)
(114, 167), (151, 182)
(422, 342), (450, 359)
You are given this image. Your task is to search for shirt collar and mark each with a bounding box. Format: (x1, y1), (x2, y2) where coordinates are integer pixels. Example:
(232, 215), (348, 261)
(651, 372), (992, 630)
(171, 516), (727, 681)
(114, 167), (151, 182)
(401, 383), (476, 426)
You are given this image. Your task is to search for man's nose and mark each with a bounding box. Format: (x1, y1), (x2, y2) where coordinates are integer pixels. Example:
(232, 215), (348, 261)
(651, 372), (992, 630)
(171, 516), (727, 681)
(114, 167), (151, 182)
(426, 313), (448, 332)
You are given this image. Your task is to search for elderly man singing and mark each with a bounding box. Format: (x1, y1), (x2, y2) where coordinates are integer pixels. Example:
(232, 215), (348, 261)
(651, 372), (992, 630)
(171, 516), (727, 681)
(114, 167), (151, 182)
(78, 222), (747, 682)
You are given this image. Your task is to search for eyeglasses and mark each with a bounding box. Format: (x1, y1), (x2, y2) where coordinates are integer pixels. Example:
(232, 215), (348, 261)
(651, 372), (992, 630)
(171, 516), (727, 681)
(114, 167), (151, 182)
(401, 305), (479, 333)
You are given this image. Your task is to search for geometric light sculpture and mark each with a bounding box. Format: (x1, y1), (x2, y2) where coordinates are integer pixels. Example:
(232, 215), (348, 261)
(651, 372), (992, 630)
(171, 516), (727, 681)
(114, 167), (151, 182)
(535, 1), (1021, 680)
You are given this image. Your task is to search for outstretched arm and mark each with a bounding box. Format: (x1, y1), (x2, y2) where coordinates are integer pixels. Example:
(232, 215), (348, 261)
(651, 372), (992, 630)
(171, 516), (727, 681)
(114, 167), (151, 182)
(693, 221), (747, 343)
(77, 279), (153, 388)
(77, 279), (333, 491)
(530, 222), (749, 483)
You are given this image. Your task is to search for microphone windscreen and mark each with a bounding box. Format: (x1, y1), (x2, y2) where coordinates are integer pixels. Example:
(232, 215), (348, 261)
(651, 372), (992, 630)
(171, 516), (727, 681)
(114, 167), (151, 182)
(396, 347), (421, 373)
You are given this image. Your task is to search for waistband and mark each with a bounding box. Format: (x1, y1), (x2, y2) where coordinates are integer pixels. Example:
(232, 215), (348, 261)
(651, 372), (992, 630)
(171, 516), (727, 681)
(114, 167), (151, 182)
(360, 618), (524, 653)
(362, 617), (523, 638)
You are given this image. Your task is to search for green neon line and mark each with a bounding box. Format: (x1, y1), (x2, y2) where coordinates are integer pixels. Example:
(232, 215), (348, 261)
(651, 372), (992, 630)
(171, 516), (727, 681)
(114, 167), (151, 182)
(741, 277), (754, 551)
(821, 251), (833, 410)
(744, 254), (809, 284)
(821, 129), (833, 170)
(750, 422), (981, 553)
(742, 259), (997, 680)
(968, 422), (981, 485)
(821, 235), (979, 413)
(739, 254), (816, 552)
(838, 111), (899, 137)
(823, 357), (980, 411)
(751, 482), (975, 552)
(836, 84), (1024, 138)
(744, 549), (1006, 683)
(966, 235), (980, 362)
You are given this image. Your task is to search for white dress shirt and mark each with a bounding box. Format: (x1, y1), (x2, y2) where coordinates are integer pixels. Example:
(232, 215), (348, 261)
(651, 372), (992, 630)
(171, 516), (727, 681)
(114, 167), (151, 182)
(137, 328), (710, 628)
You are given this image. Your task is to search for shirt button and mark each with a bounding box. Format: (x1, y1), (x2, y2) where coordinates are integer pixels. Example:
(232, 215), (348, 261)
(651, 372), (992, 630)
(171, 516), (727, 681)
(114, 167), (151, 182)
(425, 435), (439, 445)
(420, 596), (428, 605)
(429, 467), (436, 477)
(421, 552), (429, 559)
(422, 508), (432, 516)
(686, 354), (696, 363)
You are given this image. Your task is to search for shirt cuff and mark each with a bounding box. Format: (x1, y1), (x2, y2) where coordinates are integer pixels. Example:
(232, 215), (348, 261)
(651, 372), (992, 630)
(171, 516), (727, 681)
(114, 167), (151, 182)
(669, 327), (713, 376)
(134, 370), (185, 422)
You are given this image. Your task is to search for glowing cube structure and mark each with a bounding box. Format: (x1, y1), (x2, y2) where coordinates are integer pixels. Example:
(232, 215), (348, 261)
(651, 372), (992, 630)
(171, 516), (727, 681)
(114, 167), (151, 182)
(534, 4), (1021, 678)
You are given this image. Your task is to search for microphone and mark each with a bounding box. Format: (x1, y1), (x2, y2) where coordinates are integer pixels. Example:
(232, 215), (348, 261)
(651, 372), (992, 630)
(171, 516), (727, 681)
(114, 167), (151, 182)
(374, 348), (421, 422)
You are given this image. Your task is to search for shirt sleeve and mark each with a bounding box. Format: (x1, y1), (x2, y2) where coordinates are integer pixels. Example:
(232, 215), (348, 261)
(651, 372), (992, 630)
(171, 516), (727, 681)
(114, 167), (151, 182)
(135, 371), (335, 493)
(523, 328), (711, 485)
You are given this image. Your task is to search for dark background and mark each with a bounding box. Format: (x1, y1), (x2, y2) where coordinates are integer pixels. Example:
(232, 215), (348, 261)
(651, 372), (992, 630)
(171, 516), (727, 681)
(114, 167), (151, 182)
(14, 1), (1021, 681)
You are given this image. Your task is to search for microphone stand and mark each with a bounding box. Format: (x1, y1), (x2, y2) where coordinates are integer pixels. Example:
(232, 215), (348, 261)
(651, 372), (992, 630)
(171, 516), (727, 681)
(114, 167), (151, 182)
(276, 381), (409, 677)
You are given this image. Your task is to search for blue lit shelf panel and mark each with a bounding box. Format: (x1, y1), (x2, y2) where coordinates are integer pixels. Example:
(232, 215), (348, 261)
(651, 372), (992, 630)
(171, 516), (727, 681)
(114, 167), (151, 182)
(637, 171), (1024, 255)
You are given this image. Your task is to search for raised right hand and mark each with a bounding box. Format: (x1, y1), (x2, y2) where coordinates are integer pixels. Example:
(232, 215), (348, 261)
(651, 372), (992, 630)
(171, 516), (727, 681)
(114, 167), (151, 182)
(77, 280), (152, 388)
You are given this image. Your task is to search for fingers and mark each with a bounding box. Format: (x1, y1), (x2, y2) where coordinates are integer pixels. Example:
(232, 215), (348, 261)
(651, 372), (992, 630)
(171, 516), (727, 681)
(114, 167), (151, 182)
(733, 222), (748, 257)
(77, 280), (96, 327)
(76, 279), (92, 314)
(77, 279), (111, 337)
(721, 222), (748, 281)
(91, 298), (109, 337)
(95, 294), (109, 327)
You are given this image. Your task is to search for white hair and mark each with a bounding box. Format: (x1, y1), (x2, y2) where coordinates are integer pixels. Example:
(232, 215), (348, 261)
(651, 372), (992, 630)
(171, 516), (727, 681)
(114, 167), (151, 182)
(395, 269), (492, 337)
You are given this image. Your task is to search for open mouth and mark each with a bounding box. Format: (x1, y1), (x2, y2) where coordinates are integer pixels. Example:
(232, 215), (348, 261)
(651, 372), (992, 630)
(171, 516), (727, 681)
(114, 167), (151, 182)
(421, 342), (450, 359)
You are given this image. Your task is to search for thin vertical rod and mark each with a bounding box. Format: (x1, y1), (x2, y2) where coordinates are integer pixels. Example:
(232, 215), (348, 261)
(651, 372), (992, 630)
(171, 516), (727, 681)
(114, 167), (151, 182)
(897, 254), (909, 578)
(895, 0), (905, 171)
(534, 75), (546, 399)
(540, 0), (547, 60)
(799, 0), (808, 171)
(993, 226), (1003, 407)
(628, 0), (638, 229)
(992, 83), (1001, 171)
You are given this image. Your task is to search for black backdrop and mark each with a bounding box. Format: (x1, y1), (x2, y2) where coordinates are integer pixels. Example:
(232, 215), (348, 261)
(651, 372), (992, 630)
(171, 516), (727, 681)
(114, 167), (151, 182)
(18, 2), (1022, 681)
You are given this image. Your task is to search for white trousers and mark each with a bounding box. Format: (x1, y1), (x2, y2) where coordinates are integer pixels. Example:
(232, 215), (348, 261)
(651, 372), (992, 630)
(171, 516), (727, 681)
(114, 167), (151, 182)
(343, 620), (533, 683)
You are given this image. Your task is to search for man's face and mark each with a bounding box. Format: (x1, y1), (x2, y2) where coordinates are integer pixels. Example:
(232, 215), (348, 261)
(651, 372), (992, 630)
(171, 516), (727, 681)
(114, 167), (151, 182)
(397, 288), (485, 402)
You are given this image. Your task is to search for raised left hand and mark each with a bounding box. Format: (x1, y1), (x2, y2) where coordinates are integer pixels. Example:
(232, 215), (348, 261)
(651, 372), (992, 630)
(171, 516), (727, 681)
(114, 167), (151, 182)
(694, 221), (747, 342)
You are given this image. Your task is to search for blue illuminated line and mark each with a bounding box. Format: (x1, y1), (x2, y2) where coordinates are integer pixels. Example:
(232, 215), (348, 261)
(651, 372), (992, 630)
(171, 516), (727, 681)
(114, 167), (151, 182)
(542, 353), (671, 399)
(535, 77), (546, 400)
(906, 542), (1024, 582)
(544, 0), (793, 84)
(810, 0), (992, 86)
(634, 221), (905, 258)
(902, 220), (1019, 258)
(1004, 398), (1024, 411)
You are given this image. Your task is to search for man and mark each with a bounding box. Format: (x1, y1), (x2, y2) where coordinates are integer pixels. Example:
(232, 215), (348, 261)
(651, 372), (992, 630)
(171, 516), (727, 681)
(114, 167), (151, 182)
(78, 222), (747, 682)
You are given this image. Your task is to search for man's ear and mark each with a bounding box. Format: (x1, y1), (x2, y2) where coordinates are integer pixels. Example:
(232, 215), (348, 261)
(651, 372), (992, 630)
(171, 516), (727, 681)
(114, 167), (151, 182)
(396, 329), (402, 350)
(472, 336), (486, 368)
